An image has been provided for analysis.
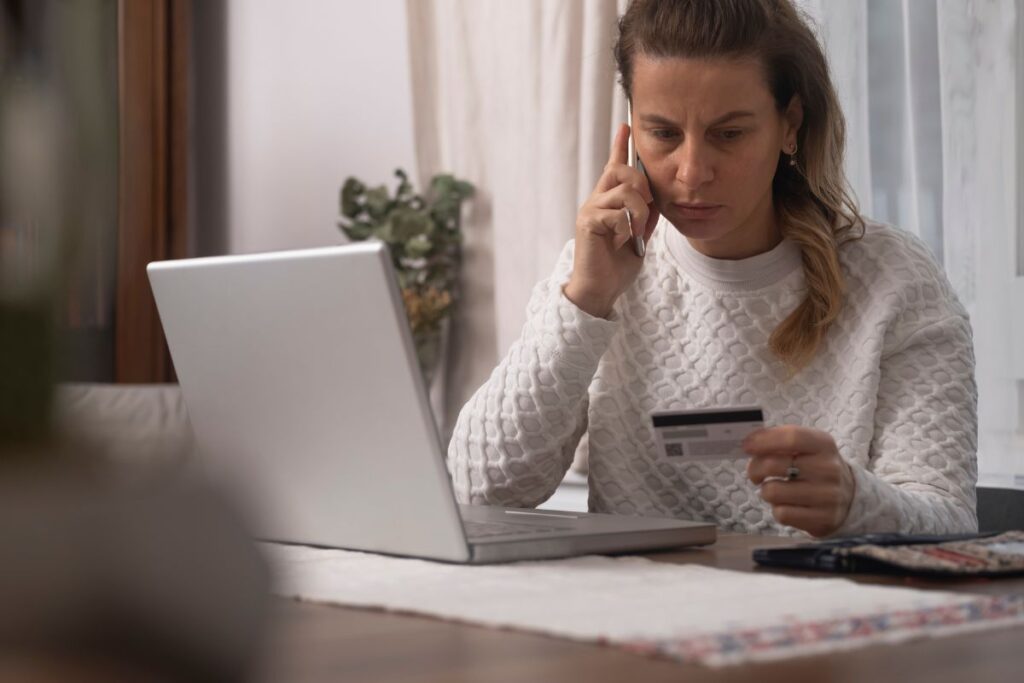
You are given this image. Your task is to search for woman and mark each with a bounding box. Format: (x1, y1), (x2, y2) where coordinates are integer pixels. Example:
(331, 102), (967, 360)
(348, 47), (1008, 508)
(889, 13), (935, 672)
(447, 0), (977, 537)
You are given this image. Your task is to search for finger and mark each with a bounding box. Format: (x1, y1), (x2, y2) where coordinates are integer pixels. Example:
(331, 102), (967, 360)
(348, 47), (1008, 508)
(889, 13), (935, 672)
(593, 186), (649, 235)
(771, 505), (834, 538)
(746, 453), (795, 485)
(643, 203), (660, 241)
(748, 450), (838, 486)
(609, 123), (629, 167)
(578, 208), (634, 248)
(596, 165), (654, 202)
(758, 481), (839, 508)
(743, 425), (836, 456)
(612, 208), (635, 249)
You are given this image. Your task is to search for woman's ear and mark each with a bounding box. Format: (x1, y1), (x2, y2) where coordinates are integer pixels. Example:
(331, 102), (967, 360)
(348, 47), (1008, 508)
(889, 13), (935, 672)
(783, 95), (804, 148)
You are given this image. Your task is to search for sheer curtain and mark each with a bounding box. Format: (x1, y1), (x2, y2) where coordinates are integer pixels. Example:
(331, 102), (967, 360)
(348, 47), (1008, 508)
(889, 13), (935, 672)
(800, 0), (1023, 488)
(406, 0), (624, 435)
(409, 0), (1024, 488)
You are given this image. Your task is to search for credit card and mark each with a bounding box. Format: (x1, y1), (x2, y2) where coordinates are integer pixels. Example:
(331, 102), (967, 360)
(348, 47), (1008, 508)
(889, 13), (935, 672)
(651, 406), (765, 460)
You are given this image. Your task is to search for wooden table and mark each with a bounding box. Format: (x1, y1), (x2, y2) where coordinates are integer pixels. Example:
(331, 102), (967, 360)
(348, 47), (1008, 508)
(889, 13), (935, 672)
(261, 534), (1024, 682)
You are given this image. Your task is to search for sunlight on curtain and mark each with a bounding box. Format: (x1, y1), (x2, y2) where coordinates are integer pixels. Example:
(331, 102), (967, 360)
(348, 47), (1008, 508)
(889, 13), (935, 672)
(801, 0), (1022, 488)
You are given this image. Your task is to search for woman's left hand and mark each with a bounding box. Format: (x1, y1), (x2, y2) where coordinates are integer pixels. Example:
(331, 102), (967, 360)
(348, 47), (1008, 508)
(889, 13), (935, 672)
(743, 426), (856, 537)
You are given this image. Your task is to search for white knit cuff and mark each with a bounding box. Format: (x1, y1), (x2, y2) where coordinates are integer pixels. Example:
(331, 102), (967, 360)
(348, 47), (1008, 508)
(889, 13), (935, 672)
(529, 287), (620, 372)
(830, 462), (892, 537)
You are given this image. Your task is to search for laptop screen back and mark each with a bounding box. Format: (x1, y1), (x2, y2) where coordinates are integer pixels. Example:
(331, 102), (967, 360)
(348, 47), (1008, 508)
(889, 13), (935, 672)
(148, 243), (470, 561)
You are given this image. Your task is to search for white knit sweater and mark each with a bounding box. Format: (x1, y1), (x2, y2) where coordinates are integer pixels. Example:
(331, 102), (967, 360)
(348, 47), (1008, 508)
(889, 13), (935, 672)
(447, 218), (978, 536)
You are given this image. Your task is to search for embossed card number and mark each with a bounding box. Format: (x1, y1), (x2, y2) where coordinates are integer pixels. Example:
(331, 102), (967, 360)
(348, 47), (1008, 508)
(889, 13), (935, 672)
(651, 407), (765, 460)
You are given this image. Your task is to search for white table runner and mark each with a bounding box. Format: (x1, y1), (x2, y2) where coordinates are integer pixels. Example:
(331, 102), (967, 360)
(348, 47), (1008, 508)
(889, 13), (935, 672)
(265, 544), (1024, 667)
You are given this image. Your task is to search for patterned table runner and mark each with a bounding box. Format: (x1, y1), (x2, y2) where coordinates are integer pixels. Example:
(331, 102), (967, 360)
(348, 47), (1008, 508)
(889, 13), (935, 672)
(265, 544), (1024, 667)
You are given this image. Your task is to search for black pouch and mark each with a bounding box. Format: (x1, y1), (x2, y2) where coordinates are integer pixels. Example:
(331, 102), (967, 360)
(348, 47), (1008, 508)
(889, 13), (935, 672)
(753, 530), (1024, 577)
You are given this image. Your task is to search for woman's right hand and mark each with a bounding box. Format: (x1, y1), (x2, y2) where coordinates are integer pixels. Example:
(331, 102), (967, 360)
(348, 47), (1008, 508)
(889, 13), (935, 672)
(563, 123), (660, 319)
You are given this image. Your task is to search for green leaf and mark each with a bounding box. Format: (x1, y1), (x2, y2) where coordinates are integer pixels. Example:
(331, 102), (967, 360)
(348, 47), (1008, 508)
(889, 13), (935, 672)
(340, 221), (373, 242)
(430, 174), (454, 197)
(394, 169), (413, 201)
(371, 217), (394, 243)
(391, 209), (433, 243)
(406, 234), (432, 258)
(340, 177), (365, 218)
(365, 186), (391, 220)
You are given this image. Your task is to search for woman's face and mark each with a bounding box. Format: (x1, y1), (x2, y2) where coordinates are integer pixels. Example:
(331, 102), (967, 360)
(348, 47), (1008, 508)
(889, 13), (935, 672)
(631, 55), (802, 259)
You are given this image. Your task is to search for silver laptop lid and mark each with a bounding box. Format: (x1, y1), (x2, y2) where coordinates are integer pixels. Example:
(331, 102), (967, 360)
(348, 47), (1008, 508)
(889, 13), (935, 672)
(148, 243), (470, 562)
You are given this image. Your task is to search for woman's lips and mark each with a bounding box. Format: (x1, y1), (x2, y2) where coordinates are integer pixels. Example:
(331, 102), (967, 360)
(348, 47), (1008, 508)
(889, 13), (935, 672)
(672, 202), (722, 220)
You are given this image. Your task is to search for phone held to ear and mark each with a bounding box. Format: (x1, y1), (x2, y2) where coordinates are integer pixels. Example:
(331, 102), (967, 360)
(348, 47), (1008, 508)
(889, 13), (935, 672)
(626, 100), (647, 258)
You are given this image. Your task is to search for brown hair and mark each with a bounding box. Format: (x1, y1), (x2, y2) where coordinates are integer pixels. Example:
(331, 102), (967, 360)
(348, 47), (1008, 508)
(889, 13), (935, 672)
(614, 0), (865, 371)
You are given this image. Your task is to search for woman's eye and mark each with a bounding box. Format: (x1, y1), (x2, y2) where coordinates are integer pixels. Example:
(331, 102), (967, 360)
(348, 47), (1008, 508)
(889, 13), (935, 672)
(651, 129), (679, 141)
(716, 129), (744, 141)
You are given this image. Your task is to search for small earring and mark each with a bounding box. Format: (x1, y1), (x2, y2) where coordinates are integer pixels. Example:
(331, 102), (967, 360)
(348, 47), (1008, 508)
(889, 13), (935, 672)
(788, 144), (798, 167)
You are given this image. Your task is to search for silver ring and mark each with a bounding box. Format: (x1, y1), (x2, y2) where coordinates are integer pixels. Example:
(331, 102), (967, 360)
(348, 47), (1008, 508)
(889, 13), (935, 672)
(759, 459), (801, 490)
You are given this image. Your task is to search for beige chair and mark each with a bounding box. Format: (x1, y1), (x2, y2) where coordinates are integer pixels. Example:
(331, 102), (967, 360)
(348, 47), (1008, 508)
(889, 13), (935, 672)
(55, 383), (193, 467)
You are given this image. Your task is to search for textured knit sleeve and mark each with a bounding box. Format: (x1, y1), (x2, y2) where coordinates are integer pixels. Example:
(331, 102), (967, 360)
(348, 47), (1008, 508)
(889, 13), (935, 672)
(835, 309), (979, 536)
(447, 241), (620, 507)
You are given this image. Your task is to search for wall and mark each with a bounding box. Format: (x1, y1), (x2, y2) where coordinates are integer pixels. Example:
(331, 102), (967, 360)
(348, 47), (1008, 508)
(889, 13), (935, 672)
(193, 0), (418, 255)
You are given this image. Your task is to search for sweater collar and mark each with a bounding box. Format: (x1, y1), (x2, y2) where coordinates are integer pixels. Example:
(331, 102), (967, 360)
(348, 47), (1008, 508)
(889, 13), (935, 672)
(660, 217), (803, 292)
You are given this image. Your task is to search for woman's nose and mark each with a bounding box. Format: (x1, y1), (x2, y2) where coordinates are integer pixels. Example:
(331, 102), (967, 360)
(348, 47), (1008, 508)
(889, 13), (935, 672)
(673, 140), (714, 189)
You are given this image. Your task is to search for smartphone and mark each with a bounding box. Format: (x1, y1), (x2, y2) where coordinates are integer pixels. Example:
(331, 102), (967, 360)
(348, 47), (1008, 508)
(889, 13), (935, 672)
(626, 100), (648, 258)
(626, 99), (647, 178)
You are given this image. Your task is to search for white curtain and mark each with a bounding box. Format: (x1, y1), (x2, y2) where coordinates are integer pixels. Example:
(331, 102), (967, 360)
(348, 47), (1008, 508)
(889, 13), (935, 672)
(406, 0), (624, 436)
(799, 0), (1022, 488)
(409, 0), (1024, 489)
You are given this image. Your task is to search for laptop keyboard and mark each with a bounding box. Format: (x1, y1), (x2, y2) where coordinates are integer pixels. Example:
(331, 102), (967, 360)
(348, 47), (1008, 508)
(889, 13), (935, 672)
(462, 519), (563, 539)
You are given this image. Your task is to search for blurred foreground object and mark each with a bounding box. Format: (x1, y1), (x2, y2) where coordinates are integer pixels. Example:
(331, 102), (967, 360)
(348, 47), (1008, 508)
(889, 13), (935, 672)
(0, 467), (272, 682)
(1, 3), (271, 680)
(0, 2), (63, 448)
(54, 383), (193, 471)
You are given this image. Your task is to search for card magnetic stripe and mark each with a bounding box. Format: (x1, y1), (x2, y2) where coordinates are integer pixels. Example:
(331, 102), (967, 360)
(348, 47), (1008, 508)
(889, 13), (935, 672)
(651, 410), (764, 428)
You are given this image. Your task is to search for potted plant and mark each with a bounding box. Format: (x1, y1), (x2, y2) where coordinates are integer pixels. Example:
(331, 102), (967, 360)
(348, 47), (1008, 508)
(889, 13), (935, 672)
(338, 169), (474, 386)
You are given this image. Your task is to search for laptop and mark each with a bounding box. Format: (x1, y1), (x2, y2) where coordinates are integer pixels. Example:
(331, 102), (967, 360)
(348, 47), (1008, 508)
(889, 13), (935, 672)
(147, 242), (716, 563)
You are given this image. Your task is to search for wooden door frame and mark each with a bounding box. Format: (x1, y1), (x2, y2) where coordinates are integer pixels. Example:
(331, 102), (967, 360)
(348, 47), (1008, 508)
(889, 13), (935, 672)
(115, 0), (189, 382)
